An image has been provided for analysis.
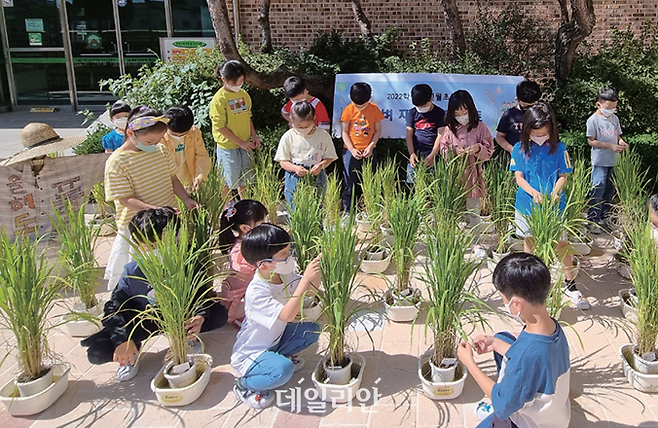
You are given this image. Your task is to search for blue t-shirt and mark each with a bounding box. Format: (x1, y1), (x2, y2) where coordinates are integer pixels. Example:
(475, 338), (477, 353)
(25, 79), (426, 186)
(490, 322), (571, 428)
(510, 141), (573, 215)
(496, 106), (526, 147)
(102, 129), (125, 151)
(406, 104), (446, 154)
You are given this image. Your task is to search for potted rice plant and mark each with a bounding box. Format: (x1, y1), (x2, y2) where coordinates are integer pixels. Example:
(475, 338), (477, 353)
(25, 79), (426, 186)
(482, 157), (516, 269)
(244, 147), (282, 223)
(378, 159), (399, 246)
(50, 200), (103, 337)
(430, 153), (469, 229)
(416, 221), (482, 400)
(131, 222), (219, 406)
(89, 181), (116, 236)
(620, 221), (658, 392)
(564, 158), (593, 255)
(323, 171), (342, 228)
(356, 159), (382, 235)
(288, 179), (324, 320)
(383, 190), (423, 322)
(0, 232), (70, 415)
(311, 211), (373, 402)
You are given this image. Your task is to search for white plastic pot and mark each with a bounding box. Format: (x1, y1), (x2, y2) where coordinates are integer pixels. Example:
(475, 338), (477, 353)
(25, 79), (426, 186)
(356, 212), (372, 233)
(299, 296), (323, 321)
(620, 344), (658, 392)
(63, 300), (104, 337)
(380, 225), (395, 247)
(384, 288), (421, 322)
(570, 237), (593, 256)
(618, 289), (639, 323)
(630, 347), (658, 375)
(151, 354), (213, 407)
(323, 354), (354, 385)
(16, 367), (54, 398)
(507, 233), (524, 252)
(163, 358), (198, 389)
(418, 348), (467, 400)
(312, 353), (365, 403)
(0, 363), (69, 416)
(487, 250), (510, 272)
(429, 357), (457, 383)
(360, 248), (391, 274)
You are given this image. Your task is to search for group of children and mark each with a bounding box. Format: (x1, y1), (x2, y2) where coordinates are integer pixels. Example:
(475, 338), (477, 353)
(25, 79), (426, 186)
(86, 59), (658, 427)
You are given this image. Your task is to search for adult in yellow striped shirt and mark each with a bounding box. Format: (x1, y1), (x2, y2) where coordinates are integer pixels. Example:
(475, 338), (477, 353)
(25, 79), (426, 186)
(103, 106), (199, 290)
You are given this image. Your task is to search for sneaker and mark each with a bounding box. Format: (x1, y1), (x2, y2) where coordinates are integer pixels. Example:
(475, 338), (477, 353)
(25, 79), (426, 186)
(563, 282), (590, 310)
(187, 338), (203, 354)
(289, 355), (305, 372)
(233, 382), (275, 409)
(116, 361), (139, 382)
(476, 400), (494, 421)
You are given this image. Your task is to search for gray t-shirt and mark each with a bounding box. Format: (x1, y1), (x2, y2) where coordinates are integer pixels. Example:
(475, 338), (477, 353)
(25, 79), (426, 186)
(586, 113), (623, 167)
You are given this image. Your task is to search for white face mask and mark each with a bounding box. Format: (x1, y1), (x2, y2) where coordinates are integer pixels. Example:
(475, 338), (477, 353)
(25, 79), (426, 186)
(168, 133), (186, 143)
(295, 126), (314, 136)
(113, 117), (128, 129)
(503, 297), (524, 324)
(530, 135), (550, 145)
(417, 105), (431, 114)
(225, 84), (242, 93)
(273, 254), (296, 275)
(455, 115), (469, 126)
(600, 108), (616, 117)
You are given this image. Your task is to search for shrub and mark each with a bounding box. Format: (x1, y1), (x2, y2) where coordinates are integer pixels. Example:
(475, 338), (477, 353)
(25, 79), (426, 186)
(73, 122), (110, 155)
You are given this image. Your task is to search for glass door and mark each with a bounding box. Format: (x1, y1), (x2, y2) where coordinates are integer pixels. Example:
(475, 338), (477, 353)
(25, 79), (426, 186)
(1, 0), (72, 105)
(118, 0), (165, 77)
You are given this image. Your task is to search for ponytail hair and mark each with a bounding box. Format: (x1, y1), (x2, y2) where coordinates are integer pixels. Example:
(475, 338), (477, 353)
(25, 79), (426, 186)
(218, 199), (268, 251)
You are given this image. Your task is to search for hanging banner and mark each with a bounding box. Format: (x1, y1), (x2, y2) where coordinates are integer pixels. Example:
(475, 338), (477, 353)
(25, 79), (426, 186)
(159, 37), (216, 63)
(332, 73), (525, 138)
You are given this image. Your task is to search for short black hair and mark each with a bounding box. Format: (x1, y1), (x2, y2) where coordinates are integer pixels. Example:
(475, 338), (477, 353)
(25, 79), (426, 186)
(110, 100), (131, 119)
(411, 84), (433, 107)
(649, 194), (658, 213)
(350, 82), (372, 105)
(165, 105), (194, 133)
(493, 253), (551, 305)
(284, 76), (306, 99)
(241, 223), (291, 266)
(129, 206), (179, 244)
(218, 199), (268, 250)
(216, 60), (245, 82)
(290, 100), (315, 122)
(597, 86), (618, 103)
(516, 80), (542, 104)
(520, 102), (559, 155)
(126, 105), (168, 136)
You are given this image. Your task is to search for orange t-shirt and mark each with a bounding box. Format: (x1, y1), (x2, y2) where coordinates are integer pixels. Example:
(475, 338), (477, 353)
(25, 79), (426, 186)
(340, 102), (385, 151)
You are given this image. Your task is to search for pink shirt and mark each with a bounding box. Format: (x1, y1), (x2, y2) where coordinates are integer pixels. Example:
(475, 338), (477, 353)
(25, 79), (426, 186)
(440, 121), (494, 198)
(220, 241), (256, 323)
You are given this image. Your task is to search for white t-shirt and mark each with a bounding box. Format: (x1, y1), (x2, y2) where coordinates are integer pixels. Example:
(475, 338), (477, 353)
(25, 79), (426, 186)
(230, 271), (302, 375)
(274, 127), (337, 167)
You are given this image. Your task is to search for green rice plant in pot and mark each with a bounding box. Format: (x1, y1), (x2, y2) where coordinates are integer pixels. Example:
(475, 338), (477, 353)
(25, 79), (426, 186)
(410, 159), (433, 215)
(431, 153), (469, 229)
(178, 204), (219, 288)
(483, 157), (516, 254)
(417, 221), (483, 392)
(563, 158), (593, 253)
(244, 147), (282, 223)
(190, 165), (230, 232)
(613, 148), (650, 238)
(0, 232), (66, 400)
(357, 159), (383, 235)
(378, 158), (398, 221)
(323, 171), (342, 228)
(626, 220), (658, 375)
(288, 179), (323, 271)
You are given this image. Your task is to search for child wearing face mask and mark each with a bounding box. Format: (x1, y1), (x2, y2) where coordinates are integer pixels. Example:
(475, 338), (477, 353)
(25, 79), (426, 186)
(275, 100), (338, 205)
(495, 80), (542, 154)
(440, 89), (494, 214)
(281, 76), (331, 131)
(210, 60), (261, 198)
(162, 105), (211, 192)
(103, 105), (199, 290)
(457, 252), (571, 428)
(510, 102), (589, 310)
(231, 223), (322, 409)
(405, 83), (446, 183)
(102, 100), (131, 153)
(586, 86), (628, 234)
(218, 199), (269, 327)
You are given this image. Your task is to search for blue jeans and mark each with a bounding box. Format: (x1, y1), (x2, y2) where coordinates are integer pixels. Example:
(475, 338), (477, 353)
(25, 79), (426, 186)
(588, 166), (616, 223)
(406, 148), (432, 183)
(240, 322), (320, 392)
(284, 168), (327, 207)
(341, 148), (378, 211)
(216, 146), (253, 189)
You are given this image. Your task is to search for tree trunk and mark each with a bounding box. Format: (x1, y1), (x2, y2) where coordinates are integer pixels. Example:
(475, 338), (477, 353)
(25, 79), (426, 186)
(350, 0), (375, 47)
(258, 0), (273, 53)
(440, 0), (466, 57)
(555, 0), (595, 84)
(205, 0), (334, 107)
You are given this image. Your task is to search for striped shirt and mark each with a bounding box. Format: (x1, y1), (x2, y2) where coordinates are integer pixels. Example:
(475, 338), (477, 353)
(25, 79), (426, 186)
(104, 144), (178, 229)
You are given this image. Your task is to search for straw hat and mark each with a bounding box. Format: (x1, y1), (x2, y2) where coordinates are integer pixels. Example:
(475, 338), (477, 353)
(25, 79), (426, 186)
(2, 122), (86, 166)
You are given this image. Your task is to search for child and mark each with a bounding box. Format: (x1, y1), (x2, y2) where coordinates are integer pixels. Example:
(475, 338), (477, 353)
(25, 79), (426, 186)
(275, 100), (338, 204)
(210, 60), (261, 197)
(510, 102), (589, 310)
(586, 87), (628, 233)
(650, 194), (658, 244)
(162, 105), (212, 191)
(406, 83), (446, 182)
(340, 82), (385, 211)
(102, 100), (131, 153)
(81, 207), (228, 381)
(218, 199), (268, 327)
(495, 80), (542, 154)
(440, 89), (494, 213)
(103, 106), (198, 290)
(457, 252), (571, 428)
(231, 223), (321, 409)
(281, 76), (331, 131)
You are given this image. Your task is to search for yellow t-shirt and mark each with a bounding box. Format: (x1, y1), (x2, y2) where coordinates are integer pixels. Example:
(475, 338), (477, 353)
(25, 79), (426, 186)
(210, 87), (252, 150)
(104, 144), (178, 229)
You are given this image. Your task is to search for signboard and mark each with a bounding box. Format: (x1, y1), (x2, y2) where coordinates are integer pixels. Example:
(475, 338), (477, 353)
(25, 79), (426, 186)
(25, 18), (44, 32)
(159, 37), (216, 63)
(28, 32), (42, 46)
(332, 73), (525, 138)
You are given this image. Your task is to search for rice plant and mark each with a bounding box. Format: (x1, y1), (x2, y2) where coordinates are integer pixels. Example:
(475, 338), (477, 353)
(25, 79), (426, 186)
(190, 165), (230, 232)
(378, 158), (398, 222)
(563, 158), (591, 238)
(323, 171), (342, 227)
(613, 148), (650, 236)
(244, 147), (282, 223)
(431, 153), (469, 228)
(289, 179), (323, 271)
(91, 181), (114, 219)
(0, 232), (63, 381)
(178, 204), (221, 287)
(359, 159), (383, 226)
(483, 157), (516, 252)
(50, 199), (100, 309)
(387, 191), (423, 294)
(410, 159), (433, 214)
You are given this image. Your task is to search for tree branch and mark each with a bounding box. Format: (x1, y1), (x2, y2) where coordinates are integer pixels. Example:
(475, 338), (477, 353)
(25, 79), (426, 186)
(554, 0), (595, 83)
(440, 0), (466, 57)
(257, 0), (273, 53)
(350, 0), (376, 47)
